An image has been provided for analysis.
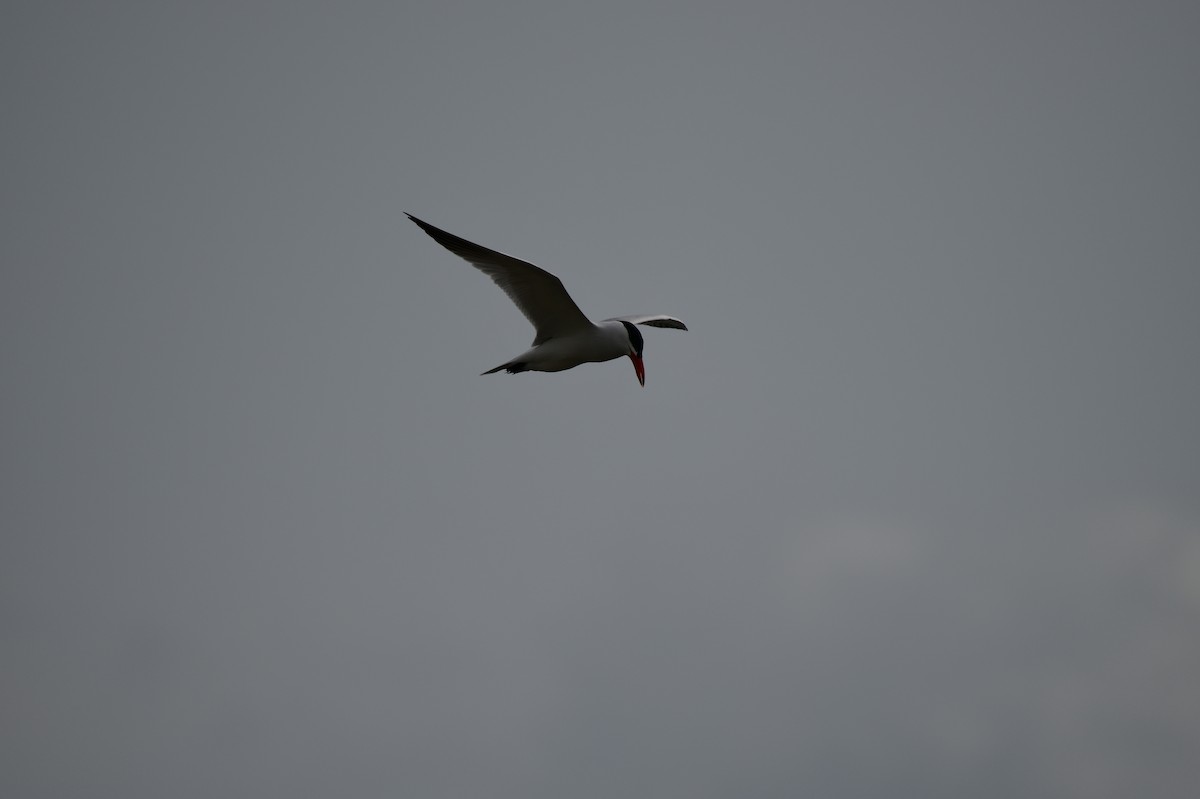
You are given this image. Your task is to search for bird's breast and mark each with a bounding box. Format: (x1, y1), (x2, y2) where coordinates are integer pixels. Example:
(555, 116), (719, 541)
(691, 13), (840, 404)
(525, 328), (627, 370)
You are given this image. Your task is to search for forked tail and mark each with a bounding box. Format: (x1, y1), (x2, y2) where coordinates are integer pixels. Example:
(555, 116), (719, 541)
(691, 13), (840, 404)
(481, 361), (529, 376)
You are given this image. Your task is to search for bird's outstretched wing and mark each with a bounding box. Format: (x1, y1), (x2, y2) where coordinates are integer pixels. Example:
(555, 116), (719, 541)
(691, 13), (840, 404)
(407, 214), (595, 345)
(604, 314), (689, 331)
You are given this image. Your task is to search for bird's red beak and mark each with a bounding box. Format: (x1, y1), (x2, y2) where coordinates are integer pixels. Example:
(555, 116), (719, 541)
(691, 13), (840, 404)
(630, 353), (645, 386)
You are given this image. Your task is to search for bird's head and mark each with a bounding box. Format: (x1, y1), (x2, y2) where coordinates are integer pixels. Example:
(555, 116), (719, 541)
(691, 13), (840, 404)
(620, 321), (646, 387)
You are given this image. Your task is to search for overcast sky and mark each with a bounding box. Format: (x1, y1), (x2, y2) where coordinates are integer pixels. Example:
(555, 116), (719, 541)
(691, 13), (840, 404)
(4, 2), (1199, 797)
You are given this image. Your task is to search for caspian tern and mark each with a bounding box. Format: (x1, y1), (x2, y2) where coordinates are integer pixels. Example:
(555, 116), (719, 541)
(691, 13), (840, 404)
(407, 214), (687, 386)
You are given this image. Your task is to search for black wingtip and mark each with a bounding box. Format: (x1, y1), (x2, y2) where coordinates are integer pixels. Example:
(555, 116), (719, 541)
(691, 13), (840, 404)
(406, 213), (440, 238)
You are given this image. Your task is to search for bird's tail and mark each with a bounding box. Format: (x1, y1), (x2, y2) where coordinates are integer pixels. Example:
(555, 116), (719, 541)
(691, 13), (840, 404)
(481, 361), (529, 376)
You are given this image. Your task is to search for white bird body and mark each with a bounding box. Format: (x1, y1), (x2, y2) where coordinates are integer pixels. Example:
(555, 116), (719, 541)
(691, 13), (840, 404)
(482, 320), (635, 375)
(407, 214), (687, 386)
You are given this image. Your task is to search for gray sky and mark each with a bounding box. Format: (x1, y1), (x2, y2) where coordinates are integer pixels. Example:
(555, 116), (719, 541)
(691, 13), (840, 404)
(4, 2), (1199, 797)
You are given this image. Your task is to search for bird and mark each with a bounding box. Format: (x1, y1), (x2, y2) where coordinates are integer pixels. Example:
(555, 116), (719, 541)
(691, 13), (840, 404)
(407, 213), (687, 386)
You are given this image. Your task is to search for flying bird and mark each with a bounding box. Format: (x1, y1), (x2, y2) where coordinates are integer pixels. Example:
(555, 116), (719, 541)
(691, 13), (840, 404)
(407, 214), (687, 386)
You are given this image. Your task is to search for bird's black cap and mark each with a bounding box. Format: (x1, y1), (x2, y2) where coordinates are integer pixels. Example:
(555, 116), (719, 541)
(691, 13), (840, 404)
(619, 320), (644, 357)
